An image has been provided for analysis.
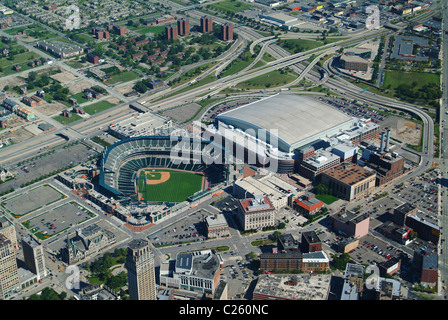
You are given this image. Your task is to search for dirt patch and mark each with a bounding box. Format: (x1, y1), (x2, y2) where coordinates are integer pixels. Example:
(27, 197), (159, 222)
(161, 103), (202, 123)
(144, 171), (171, 185)
(34, 101), (67, 116)
(382, 116), (422, 146)
(3, 127), (35, 144)
(0, 77), (26, 91)
(105, 96), (121, 105)
(50, 70), (78, 84)
(65, 79), (93, 94)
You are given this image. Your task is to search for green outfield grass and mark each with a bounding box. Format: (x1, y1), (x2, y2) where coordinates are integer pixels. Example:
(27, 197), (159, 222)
(138, 169), (203, 203)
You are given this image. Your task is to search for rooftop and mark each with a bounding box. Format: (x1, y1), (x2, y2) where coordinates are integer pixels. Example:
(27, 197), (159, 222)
(254, 274), (331, 300)
(323, 162), (376, 185)
(217, 94), (354, 152)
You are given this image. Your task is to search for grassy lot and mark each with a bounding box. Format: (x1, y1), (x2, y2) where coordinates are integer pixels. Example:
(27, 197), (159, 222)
(83, 100), (116, 115)
(171, 61), (218, 88)
(382, 70), (440, 106)
(207, 0), (253, 13)
(105, 70), (140, 84)
(53, 113), (82, 125)
(134, 25), (166, 35)
(315, 194), (339, 205)
(236, 69), (296, 89)
(383, 70), (439, 90)
(277, 39), (325, 54)
(138, 169), (204, 203)
(4, 24), (59, 40)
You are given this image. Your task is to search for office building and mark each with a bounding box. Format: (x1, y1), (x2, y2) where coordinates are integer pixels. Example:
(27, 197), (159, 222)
(21, 235), (47, 281)
(125, 239), (157, 300)
(205, 214), (230, 239)
(0, 234), (20, 300)
(0, 215), (17, 250)
(341, 263), (365, 300)
(159, 249), (223, 294)
(330, 210), (370, 238)
(320, 162), (376, 201)
(236, 194), (276, 231)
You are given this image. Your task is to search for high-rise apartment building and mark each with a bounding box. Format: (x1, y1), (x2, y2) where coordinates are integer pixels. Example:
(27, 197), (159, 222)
(125, 239), (156, 300)
(165, 24), (178, 40)
(221, 23), (233, 41)
(22, 235), (47, 280)
(200, 15), (213, 33)
(0, 234), (20, 300)
(177, 18), (190, 36)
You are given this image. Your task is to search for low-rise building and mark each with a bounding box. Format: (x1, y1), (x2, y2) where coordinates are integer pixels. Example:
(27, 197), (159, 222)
(236, 194), (276, 231)
(205, 214), (229, 239)
(320, 162), (376, 201)
(61, 224), (116, 264)
(159, 250), (223, 295)
(330, 209), (370, 238)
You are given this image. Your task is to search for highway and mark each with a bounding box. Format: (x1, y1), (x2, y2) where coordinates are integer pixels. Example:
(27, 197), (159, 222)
(438, 0), (448, 298)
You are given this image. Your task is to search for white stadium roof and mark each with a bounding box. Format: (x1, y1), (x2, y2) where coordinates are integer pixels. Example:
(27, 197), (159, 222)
(217, 94), (354, 152)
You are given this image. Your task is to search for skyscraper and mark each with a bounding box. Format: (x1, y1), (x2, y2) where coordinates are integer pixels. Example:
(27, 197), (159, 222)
(221, 23), (233, 41)
(200, 15), (213, 33)
(177, 18), (190, 36)
(22, 235), (47, 281)
(0, 215), (17, 251)
(0, 234), (20, 300)
(125, 239), (156, 300)
(165, 24), (178, 40)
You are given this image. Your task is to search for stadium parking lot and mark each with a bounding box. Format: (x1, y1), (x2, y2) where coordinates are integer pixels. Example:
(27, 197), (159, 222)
(320, 97), (386, 124)
(149, 209), (211, 247)
(0, 143), (96, 193)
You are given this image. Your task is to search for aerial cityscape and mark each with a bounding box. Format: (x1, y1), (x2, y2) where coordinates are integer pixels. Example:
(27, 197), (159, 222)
(0, 0), (446, 306)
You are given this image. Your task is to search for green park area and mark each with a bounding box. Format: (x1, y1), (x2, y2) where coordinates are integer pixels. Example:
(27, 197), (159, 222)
(138, 169), (203, 203)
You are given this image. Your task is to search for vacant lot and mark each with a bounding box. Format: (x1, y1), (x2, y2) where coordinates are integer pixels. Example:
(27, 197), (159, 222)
(207, 0), (253, 13)
(236, 70), (296, 89)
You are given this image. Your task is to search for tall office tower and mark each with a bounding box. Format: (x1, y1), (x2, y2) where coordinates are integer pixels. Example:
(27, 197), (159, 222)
(221, 23), (233, 41)
(0, 234), (20, 300)
(0, 215), (17, 251)
(165, 24), (178, 40)
(200, 15), (213, 33)
(125, 239), (156, 300)
(177, 18), (190, 36)
(22, 235), (47, 280)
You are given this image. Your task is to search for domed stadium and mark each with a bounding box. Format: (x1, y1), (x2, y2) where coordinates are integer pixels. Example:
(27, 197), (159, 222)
(99, 136), (228, 204)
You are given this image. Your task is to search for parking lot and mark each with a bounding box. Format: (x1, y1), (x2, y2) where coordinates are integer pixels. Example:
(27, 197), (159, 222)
(149, 209), (215, 247)
(320, 97), (387, 125)
(0, 143), (97, 194)
(26, 201), (95, 239)
(1, 184), (66, 217)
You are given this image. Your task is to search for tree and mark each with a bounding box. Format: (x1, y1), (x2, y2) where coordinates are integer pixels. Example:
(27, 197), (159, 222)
(27, 71), (37, 82)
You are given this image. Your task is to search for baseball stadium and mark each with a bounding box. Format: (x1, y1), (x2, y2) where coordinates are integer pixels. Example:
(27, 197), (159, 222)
(98, 136), (228, 205)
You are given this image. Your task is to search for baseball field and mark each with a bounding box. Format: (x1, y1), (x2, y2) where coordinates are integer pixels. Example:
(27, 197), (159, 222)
(137, 169), (204, 203)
